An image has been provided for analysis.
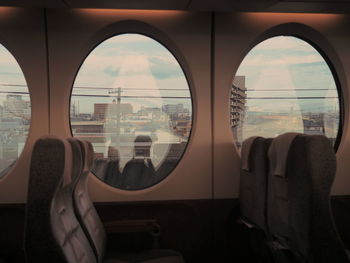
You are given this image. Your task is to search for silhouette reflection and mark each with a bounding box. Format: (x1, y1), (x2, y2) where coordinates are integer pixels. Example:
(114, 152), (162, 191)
(121, 135), (156, 190)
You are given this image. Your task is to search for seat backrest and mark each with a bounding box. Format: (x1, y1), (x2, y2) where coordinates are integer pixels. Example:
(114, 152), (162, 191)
(267, 133), (349, 262)
(25, 137), (96, 263)
(91, 159), (109, 181)
(73, 139), (106, 263)
(239, 136), (272, 232)
(121, 158), (156, 189)
(104, 159), (121, 187)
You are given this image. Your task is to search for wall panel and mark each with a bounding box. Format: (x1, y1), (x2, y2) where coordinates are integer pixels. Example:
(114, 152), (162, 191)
(214, 12), (350, 198)
(0, 7), (49, 203)
(47, 9), (213, 201)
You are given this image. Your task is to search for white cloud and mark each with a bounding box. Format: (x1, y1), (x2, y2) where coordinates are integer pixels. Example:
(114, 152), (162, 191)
(241, 53), (323, 66)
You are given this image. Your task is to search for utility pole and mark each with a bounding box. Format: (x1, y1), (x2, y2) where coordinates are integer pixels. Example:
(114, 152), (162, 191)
(108, 87), (122, 148)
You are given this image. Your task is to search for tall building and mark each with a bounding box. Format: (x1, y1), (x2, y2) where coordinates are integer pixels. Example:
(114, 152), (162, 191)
(230, 76), (247, 147)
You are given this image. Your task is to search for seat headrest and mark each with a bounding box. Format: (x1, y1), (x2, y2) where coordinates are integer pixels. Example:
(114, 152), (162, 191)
(241, 136), (260, 172)
(81, 140), (94, 172)
(61, 138), (73, 187)
(67, 137), (84, 184)
(268, 132), (300, 178)
(32, 136), (73, 187)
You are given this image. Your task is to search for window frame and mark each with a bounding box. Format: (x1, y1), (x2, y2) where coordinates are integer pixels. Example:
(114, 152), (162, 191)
(231, 33), (343, 151)
(68, 31), (194, 190)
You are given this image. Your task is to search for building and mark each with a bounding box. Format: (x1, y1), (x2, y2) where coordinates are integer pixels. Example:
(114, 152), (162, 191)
(302, 113), (325, 135)
(94, 101), (133, 120)
(3, 95), (31, 120)
(162, 104), (185, 115)
(230, 76), (247, 147)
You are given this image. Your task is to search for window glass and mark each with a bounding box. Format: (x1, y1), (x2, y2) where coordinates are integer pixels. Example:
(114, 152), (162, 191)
(71, 33), (192, 190)
(0, 44), (30, 178)
(231, 36), (340, 149)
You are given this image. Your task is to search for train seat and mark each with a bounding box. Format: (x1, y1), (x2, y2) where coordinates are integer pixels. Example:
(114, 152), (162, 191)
(25, 136), (97, 263)
(237, 136), (272, 262)
(72, 139), (184, 263)
(104, 159), (122, 187)
(267, 133), (349, 263)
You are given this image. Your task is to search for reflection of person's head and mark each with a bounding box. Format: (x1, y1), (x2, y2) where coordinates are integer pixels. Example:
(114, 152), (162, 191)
(134, 135), (152, 158)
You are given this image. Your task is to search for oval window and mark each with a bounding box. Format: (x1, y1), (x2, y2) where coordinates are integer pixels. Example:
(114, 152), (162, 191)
(231, 36), (341, 149)
(71, 33), (192, 190)
(0, 44), (30, 178)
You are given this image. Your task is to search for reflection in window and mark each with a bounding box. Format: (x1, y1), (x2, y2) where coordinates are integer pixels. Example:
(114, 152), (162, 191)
(231, 36), (340, 149)
(0, 45), (30, 178)
(71, 33), (192, 190)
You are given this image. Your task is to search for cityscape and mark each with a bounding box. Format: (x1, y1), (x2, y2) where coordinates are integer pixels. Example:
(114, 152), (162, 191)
(231, 36), (340, 150)
(0, 93), (31, 176)
(70, 33), (193, 188)
(230, 75), (339, 149)
(70, 88), (192, 186)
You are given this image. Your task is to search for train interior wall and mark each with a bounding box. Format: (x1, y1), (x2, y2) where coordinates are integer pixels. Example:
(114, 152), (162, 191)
(0, 7), (350, 262)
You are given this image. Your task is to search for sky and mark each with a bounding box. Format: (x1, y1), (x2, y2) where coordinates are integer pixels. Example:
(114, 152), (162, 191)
(236, 36), (339, 114)
(72, 33), (192, 114)
(0, 44), (29, 105)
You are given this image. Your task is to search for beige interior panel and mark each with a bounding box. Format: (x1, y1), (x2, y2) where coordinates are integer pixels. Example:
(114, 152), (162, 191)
(214, 12), (350, 198)
(0, 7), (49, 203)
(47, 9), (212, 202)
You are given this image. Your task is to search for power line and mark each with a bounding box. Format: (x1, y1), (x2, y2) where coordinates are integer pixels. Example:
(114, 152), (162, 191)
(73, 87), (189, 91)
(0, 91), (29, 95)
(71, 94), (190, 99)
(246, 88), (335, 91)
(246, 97), (338, 100)
(0, 84), (27, 87)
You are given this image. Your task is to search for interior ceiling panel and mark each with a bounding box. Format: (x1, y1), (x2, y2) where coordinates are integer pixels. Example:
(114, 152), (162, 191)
(0, 0), (349, 13)
(189, 0), (278, 12)
(0, 0), (66, 8)
(64, 0), (190, 9)
(188, 0), (350, 13)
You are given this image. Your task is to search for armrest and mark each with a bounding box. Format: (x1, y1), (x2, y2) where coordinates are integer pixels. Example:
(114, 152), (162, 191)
(104, 219), (161, 251)
(103, 219), (161, 236)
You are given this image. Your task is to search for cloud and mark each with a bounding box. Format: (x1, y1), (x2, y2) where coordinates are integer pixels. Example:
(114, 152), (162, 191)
(254, 36), (312, 52)
(105, 34), (152, 44)
(241, 53), (323, 66)
(149, 57), (183, 79)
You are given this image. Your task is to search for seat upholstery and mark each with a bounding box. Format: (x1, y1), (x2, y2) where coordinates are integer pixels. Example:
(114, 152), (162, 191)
(238, 136), (272, 262)
(25, 137), (96, 263)
(239, 136), (272, 232)
(121, 158), (156, 190)
(73, 139), (184, 263)
(267, 133), (349, 263)
(73, 139), (107, 263)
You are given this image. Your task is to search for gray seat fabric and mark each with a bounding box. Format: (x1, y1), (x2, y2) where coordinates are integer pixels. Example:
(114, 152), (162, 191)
(92, 159), (109, 181)
(121, 158), (156, 190)
(237, 136), (272, 262)
(73, 139), (184, 263)
(103, 249), (184, 263)
(73, 139), (107, 263)
(267, 133), (349, 263)
(25, 137), (96, 263)
(239, 136), (272, 232)
(105, 159), (122, 187)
